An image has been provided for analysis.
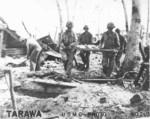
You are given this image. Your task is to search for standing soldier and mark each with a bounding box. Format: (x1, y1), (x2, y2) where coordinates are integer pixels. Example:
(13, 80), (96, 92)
(115, 28), (126, 70)
(100, 22), (120, 78)
(60, 21), (77, 79)
(78, 25), (93, 71)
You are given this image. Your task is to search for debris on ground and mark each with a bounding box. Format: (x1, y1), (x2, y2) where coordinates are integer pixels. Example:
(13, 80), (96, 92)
(0, 55), (149, 119)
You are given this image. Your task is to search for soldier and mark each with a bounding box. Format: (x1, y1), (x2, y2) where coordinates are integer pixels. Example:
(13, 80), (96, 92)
(134, 43), (149, 90)
(60, 21), (77, 79)
(78, 25), (93, 71)
(26, 37), (43, 71)
(100, 22), (120, 78)
(115, 28), (126, 70)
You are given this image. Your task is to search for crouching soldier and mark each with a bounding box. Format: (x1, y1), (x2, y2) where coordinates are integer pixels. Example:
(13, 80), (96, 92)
(115, 28), (126, 70)
(60, 21), (77, 79)
(134, 43), (149, 90)
(100, 22), (120, 78)
(78, 25), (93, 71)
(26, 37), (43, 71)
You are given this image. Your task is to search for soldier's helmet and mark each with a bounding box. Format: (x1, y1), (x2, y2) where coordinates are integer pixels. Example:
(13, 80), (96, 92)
(115, 28), (120, 34)
(83, 25), (89, 30)
(66, 21), (73, 28)
(107, 22), (115, 29)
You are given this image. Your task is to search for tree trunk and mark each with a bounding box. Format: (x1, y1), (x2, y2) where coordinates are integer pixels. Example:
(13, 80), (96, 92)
(65, 0), (70, 21)
(120, 0), (142, 75)
(72, 0), (78, 22)
(56, 0), (63, 32)
(21, 21), (32, 37)
(121, 0), (129, 32)
(146, 0), (149, 41)
(0, 16), (8, 27)
(56, 0), (63, 48)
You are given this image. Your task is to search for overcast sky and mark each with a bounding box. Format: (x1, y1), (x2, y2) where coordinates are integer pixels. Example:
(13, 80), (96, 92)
(0, 0), (149, 40)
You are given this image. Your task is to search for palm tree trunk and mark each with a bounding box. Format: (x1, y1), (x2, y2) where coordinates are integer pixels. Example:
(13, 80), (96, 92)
(56, 0), (63, 31)
(120, 0), (142, 75)
(65, 0), (70, 21)
(146, 0), (149, 41)
(56, 0), (63, 48)
(121, 0), (129, 32)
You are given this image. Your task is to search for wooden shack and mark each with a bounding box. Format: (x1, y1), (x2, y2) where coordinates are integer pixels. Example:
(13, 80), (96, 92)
(0, 24), (26, 57)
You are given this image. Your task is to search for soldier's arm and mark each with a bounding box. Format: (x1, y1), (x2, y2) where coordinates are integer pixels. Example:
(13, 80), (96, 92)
(77, 34), (82, 45)
(71, 33), (78, 46)
(90, 33), (93, 44)
(123, 36), (127, 52)
(95, 40), (100, 45)
(100, 34), (104, 48)
(115, 33), (120, 49)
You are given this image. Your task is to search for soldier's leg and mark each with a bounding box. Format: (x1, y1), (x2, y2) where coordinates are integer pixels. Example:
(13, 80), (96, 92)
(66, 51), (74, 77)
(142, 66), (149, 90)
(60, 50), (68, 70)
(108, 54), (115, 77)
(134, 64), (145, 86)
(30, 60), (34, 71)
(116, 51), (122, 69)
(79, 51), (86, 65)
(102, 53), (108, 76)
(35, 49), (43, 71)
(85, 51), (90, 70)
(30, 49), (37, 71)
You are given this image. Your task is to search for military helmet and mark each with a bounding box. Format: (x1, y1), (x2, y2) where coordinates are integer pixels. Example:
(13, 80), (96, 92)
(115, 28), (120, 33)
(83, 25), (89, 30)
(66, 21), (73, 28)
(107, 22), (115, 29)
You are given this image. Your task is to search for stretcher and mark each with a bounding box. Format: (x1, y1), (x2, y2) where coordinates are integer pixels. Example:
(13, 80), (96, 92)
(76, 45), (118, 52)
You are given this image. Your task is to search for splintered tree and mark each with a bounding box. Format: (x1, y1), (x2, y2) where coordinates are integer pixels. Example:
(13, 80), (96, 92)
(121, 0), (142, 74)
(0, 16), (8, 27)
(56, 0), (63, 48)
(121, 0), (129, 32)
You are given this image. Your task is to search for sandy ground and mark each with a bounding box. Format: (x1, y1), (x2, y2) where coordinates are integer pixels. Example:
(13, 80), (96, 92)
(0, 54), (150, 119)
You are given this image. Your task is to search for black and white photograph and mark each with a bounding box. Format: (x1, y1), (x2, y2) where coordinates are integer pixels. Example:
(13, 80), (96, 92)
(0, 0), (150, 119)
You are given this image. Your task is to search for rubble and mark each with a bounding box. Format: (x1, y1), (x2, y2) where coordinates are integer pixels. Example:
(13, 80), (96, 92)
(0, 56), (150, 119)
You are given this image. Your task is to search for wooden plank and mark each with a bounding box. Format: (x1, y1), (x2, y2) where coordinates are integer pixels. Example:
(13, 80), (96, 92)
(4, 70), (16, 110)
(28, 78), (80, 88)
(80, 78), (117, 83)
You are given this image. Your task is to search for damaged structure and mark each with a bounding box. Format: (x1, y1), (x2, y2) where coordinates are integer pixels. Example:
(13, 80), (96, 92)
(0, 22), (26, 57)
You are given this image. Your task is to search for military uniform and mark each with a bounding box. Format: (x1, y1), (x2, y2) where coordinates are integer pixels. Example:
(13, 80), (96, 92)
(60, 28), (76, 77)
(115, 29), (126, 69)
(134, 43), (149, 90)
(26, 38), (42, 71)
(78, 26), (92, 70)
(101, 23), (120, 77)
